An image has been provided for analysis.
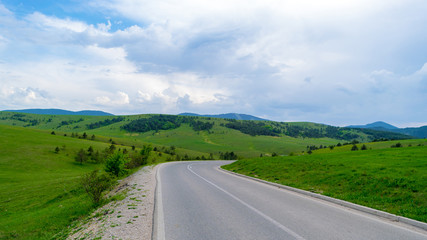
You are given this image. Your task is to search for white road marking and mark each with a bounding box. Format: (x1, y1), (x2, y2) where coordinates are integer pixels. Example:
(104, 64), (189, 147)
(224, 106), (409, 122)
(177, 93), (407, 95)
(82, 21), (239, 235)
(187, 163), (305, 240)
(156, 164), (166, 240)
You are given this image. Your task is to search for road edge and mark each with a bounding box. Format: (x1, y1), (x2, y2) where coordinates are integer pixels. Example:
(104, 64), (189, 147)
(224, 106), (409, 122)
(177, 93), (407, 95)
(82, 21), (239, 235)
(218, 167), (427, 232)
(152, 163), (164, 240)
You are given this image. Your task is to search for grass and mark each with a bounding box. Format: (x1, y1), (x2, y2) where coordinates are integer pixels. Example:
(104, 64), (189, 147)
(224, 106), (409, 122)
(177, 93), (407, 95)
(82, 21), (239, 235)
(0, 112), (424, 238)
(0, 125), (116, 239)
(0, 112), (374, 158)
(222, 139), (427, 223)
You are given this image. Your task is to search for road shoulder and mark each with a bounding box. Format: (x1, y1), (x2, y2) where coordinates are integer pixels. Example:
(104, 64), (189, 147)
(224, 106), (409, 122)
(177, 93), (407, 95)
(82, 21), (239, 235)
(67, 165), (157, 240)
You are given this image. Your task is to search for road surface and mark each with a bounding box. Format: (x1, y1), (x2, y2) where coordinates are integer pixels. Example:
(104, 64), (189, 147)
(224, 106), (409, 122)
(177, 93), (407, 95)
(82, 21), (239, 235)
(154, 161), (426, 240)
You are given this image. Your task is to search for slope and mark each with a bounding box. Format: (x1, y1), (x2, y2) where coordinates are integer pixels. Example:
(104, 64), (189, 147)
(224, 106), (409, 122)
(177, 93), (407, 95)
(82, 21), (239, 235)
(0, 125), (112, 239)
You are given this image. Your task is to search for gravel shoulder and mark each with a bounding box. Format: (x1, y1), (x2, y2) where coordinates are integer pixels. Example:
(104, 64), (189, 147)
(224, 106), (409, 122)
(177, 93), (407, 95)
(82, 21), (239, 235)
(67, 164), (158, 240)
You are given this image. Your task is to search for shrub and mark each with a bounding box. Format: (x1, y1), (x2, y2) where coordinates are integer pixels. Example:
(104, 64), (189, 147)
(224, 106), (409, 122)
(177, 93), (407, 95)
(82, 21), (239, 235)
(351, 145), (359, 151)
(105, 152), (129, 177)
(75, 148), (88, 164)
(81, 170), (114, 205)
(391, 143), (402, 148)
(361, 144), (367, 150)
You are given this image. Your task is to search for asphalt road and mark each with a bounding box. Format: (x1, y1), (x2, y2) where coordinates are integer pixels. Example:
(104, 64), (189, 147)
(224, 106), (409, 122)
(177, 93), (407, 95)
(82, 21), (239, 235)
(154, 161), (427, 240)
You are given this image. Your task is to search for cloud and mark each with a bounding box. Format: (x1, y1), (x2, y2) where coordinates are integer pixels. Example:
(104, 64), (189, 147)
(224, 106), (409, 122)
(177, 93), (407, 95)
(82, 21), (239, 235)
(0, 1), (426, 126)
(95, 91), (130, 106)
(0, 86), (50, 107)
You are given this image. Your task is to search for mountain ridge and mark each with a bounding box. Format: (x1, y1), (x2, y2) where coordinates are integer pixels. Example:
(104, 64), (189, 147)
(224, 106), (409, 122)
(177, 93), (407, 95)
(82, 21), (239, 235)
(346, 121), (426, 138)
(179, 112), (269, 121)
(346, 121), (399, 130)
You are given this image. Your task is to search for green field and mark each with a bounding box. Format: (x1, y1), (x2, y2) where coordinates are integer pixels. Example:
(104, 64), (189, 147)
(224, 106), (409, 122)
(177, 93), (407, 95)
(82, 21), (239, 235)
(0, 112), (423, 239)
(222, 139), (427, 222)
(0, 112), (411, 158)
(0, 125), (116, 239)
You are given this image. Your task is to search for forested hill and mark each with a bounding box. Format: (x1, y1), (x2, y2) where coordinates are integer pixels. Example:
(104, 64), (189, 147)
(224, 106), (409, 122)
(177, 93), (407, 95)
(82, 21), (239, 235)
(179, 112), (268, 121)
(347, 121), (427, 138)
(0, 112), (414, 158)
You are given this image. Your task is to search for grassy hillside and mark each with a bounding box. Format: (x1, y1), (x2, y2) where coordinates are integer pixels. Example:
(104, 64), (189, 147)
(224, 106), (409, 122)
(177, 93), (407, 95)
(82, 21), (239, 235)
(0, 125), (117, 239)
(222, 139), (427, 222)
(0, 112), (412, 158)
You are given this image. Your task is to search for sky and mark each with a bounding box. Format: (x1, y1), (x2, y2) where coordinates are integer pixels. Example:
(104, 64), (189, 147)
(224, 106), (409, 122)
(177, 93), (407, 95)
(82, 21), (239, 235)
(0, 0), (426, 127)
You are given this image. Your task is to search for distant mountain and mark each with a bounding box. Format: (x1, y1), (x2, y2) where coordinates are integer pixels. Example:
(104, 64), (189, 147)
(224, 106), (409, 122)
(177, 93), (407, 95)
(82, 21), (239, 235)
(395, 126), (427, 139)
(179, 113), (269, 121)
(347, 121), (426, 139)
(346, 121), (399, 130)
(3, 108), (113, 116)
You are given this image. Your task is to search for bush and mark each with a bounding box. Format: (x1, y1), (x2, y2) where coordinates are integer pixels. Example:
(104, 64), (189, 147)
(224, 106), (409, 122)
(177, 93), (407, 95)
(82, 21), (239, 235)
(105, 152), (129, 177)
(361, 144), (367, 150)
(75, 149), (88, 164)
(351, 145), (359, 151)
(391, 142), (403, 148)
(81, 170), (114, 205)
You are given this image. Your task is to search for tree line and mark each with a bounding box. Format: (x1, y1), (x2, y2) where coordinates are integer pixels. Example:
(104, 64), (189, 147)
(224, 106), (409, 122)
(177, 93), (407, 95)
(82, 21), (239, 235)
(121, 115), (214, 133)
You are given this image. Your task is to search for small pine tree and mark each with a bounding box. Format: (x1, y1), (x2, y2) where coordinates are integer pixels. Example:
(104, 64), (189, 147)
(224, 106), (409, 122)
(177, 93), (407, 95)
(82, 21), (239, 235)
(88, 146), (94, 155)
(351, 145), (359, 151)
(361, 144), (367, 150)
(51, 131), (55, 135)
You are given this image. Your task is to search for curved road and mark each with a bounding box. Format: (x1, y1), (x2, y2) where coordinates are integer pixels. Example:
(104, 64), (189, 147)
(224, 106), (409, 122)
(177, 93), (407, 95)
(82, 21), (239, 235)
(154, 161), (427, 240)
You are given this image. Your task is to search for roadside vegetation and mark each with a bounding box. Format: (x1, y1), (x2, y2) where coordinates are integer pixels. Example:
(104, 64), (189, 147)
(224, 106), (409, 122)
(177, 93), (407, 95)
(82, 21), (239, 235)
(0, 125), (157, 239)
(0, 111), (422, 239)
(222, 139), (427, 223)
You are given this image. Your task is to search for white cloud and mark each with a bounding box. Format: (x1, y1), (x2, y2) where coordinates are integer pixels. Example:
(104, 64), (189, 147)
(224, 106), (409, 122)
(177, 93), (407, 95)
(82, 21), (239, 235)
(0, 1), (426, 126)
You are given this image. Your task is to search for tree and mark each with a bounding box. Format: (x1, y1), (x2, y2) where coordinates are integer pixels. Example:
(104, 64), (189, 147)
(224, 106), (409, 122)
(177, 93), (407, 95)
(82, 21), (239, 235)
(361, 144), (367, 150)
(82, 132), (88, 139)
(54, 146), (60, 154)
(51, 131), (55, 135)
(91, 134), (96, 140)
(81, 170), (114, 205)
(105, 152), (129, 177)
(75, 148), (88, 164)
(351, 145), (359, 151)
(87, 146), (94, 155)
(133, 144), (153, 166)
(91, 150), (102, 163)
(108, 144), (116, 153)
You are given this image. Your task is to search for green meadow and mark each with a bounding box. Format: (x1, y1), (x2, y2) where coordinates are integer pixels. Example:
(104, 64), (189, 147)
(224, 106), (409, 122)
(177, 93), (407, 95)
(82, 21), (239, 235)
(0, 112), (423, 239)
(222, 139), (427, 223)
(0, 111), (407, 158)
(0, 125), (117, 239)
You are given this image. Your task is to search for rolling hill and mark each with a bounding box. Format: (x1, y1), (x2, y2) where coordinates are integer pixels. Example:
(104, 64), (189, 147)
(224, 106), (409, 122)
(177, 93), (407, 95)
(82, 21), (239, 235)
(347, 121), (427, 138)
(0, 112), (413, 158)
(346, 121), (399, 130)
(179, 112), (269, 121)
